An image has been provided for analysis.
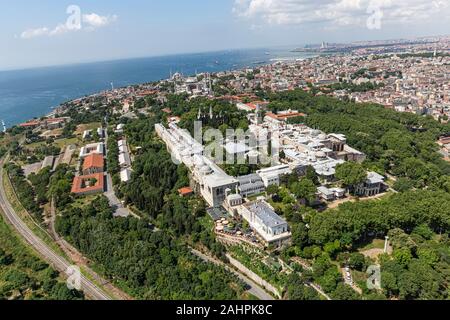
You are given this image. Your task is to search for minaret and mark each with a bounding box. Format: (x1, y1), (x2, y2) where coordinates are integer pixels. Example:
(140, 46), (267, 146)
(209, 106), (213, 120)
(209, 74), (213, 93)
(384, 236), (390, 253)
(197, 108), (202, 120)
(256, 104), (263, 125)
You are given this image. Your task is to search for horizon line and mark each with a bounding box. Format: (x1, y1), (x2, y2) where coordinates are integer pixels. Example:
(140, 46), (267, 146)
(3, 33), (448, 73)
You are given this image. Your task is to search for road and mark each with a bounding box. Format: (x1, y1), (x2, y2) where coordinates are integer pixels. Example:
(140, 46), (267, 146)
(190, 248), (275, 301)
(308, 283), (332, 300)
(0, 158), (111, 300)
(104, 173), (131, 218)
(103, 122), (132, 218)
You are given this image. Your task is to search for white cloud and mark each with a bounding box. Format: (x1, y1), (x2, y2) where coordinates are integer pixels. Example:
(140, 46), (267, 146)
(20, 12), (117, 39)
(49, 24), (72, 36)
(233, 0), (450, 29)
(21, 27), (50, 39)
(82, 13), (118, 28)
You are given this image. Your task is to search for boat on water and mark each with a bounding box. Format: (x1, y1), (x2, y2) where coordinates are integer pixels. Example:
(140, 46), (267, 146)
(1, 120), (6, 133)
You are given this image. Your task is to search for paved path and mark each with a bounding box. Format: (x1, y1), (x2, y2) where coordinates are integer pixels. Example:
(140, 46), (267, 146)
(0, 157), (111, 300)
(190, 248), (275, 301)
(104, 173), (130, 217)
(291, 257), (332, 300)
(308, 283), (332, 300)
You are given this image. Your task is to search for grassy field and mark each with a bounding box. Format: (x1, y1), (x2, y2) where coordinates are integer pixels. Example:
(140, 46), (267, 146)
(54, 137), (80, 149)
(27, 137), (81, 151)
(75, 122), (102, 135)
(357, 239), (385, 252)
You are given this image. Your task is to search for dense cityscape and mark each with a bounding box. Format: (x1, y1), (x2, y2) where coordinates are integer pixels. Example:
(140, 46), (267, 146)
(1, 33), (449, 305)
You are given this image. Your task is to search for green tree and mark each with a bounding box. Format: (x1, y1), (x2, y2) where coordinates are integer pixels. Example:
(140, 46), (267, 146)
(333, 283), (360, 300)
(335, 162), (367, 190)
(292, 223), (309, 249)
(348, 253), (366, 271)
(292, 178), (317, 205)
(393, 177), (414, 192)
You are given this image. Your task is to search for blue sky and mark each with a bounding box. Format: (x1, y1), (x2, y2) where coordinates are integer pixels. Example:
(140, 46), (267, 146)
(1, 0), (449, 70)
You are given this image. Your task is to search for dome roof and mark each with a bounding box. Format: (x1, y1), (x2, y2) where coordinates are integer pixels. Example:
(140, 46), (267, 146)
(193, 155), (205, 168)
(247, 150), (260, 157)
(200, 165), (212, 175)
(316, 151), (326, 159)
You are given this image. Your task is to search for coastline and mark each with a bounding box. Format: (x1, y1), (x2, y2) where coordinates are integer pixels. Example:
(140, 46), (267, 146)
(2, 49), (313, 128)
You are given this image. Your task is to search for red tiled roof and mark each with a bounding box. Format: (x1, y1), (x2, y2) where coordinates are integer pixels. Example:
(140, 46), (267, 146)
(266, 112), (307, 120)
(45, 118), (67, 124)
(178, 187), (193, 196)
(71, 173), (105, 194)
(19, 121), (40, 127)
(83, 154), (104, 171)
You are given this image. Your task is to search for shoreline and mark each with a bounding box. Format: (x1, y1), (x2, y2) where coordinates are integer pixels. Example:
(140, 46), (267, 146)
(7, 54), (314, 128)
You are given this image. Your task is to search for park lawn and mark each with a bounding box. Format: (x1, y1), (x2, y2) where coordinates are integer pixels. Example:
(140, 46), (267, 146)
(25, 140), (47, 150)
(352, 270), (368, 290)
(26, 136), (80, 151)
(357, 239), (385, 252)
(71, 195), (99, 209)
(75, 122), (102, 135)
(53, 137), (81, 149)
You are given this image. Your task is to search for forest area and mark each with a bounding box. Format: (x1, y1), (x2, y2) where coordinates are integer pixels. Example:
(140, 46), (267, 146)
(0, 214), (84, 300)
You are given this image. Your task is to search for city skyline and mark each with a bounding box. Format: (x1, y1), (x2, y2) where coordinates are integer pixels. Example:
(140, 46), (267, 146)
(1, 0), (450, 70)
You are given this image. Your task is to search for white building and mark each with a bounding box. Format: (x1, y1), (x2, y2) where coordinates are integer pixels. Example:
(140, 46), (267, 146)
(120, 168), (132, 183)
(119, 152), (131, 168)
(79, 143), (104, 159)
(256, 165), (292, 187)
(97, 127), (105, 139)
(237, 200), (291, 247)
(82, 130), (92, 140)
(317, 186), (346, 201)
(237, 174), (266, 198)
(155, 123), (238, 208)
(355, 172), (386, 197)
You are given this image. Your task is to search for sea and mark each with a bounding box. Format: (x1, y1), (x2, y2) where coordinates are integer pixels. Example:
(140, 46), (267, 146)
(0, 47), (314, 128)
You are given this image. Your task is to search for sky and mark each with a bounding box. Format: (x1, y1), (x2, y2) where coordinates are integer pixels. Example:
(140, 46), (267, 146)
(0, 0), (449, 71)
